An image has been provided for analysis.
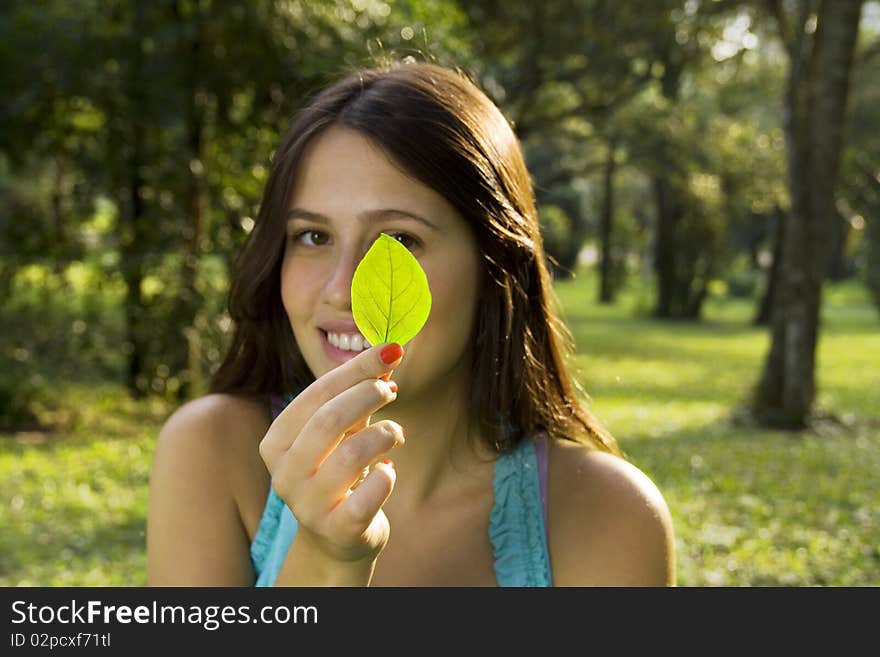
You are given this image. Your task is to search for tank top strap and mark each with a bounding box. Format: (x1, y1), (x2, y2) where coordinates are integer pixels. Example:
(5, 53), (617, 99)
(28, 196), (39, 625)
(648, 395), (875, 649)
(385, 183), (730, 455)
(269, 393), (287, 420)
(250, 392), (298, 586)
(489, 436), (554, 586)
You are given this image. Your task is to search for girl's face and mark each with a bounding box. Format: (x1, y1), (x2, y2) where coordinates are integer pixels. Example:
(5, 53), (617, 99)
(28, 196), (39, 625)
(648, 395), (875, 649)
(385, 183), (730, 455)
(280, 126), (482, 396)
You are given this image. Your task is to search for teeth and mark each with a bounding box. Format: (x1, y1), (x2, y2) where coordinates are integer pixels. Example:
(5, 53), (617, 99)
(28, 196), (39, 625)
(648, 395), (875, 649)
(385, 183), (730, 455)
(327, 331), (370, 352)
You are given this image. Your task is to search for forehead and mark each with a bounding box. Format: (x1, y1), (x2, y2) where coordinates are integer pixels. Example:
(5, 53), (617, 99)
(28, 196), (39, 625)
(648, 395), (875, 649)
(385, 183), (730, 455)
(288, 126), (455, 219)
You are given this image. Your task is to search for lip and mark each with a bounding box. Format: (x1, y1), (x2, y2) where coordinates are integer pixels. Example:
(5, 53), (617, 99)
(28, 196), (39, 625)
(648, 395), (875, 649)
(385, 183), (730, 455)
(319, 328), (366, 364)
(318, 320), (363, 334)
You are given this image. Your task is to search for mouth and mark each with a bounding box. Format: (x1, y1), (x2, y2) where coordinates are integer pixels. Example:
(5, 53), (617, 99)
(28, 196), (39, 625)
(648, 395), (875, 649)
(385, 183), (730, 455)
(319, 328), (371, 363)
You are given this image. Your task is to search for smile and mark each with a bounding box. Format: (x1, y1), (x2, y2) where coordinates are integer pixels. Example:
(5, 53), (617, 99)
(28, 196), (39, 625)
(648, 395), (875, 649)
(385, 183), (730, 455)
(323, 330), (370, 352)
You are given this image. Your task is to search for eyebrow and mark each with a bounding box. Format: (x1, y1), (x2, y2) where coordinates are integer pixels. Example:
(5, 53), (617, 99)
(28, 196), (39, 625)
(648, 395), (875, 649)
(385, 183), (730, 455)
(285, 208), (440, 232)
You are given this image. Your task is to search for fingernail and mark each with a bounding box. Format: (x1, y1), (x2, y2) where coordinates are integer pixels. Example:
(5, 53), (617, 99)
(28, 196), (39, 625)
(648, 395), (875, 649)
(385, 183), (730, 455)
(380, 343), (404, 364)
(382, 459), (394, 469)
(401, 426), (406, 437)
(388, 381), (398, 393)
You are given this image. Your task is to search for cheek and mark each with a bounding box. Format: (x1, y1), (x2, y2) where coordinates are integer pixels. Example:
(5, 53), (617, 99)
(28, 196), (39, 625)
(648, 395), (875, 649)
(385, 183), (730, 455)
(280, 257), (316, 322)
(420, 255), (481, 352)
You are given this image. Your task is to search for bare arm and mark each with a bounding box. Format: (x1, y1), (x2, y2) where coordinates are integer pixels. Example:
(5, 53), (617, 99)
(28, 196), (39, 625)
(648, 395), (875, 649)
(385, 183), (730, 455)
(146, 395), (269, 586)
(548, 443), (676, 587)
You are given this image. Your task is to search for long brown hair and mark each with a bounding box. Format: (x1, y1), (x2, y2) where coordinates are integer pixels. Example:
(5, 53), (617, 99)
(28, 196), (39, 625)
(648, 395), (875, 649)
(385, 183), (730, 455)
(210, 61), (620, 457)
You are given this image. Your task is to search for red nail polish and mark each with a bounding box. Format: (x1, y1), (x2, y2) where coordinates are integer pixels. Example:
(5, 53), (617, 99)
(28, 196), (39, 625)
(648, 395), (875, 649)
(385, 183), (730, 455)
(382, 459), (394, 468)
(380, 343), (404, 364)
(401, 426), (406, 437)
(388, 381), (398, 393)
(379, 372), (392, 382)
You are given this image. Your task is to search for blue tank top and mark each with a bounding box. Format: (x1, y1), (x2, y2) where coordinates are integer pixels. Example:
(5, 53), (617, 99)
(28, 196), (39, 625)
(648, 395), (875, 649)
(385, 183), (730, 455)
(250, 393), (553, 586)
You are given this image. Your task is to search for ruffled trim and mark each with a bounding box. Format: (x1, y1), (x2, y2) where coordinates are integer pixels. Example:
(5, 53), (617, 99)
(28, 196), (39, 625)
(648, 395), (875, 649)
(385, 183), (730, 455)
(490, 438), (553, 587)
(249, 488), (284, 574)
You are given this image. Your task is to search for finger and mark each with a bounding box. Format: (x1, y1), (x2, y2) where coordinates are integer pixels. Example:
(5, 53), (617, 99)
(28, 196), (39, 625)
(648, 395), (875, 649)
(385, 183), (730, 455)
(311, 421), (405, 503)
(261, 343), (404, 464)
(341, 418), (372, 491)
(343, 415), (370, 441)
(328, 460), (396, 538)
(341, 413), (373, 490)
(285, 378), (397, 478)
(349, 465), (370, 491)
(295, 342), (403, 420)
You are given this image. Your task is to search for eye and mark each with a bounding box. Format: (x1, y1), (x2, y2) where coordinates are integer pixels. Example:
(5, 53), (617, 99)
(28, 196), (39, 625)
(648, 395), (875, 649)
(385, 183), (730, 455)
(384, 232), (420, 250)
(291, 229), (330, 247)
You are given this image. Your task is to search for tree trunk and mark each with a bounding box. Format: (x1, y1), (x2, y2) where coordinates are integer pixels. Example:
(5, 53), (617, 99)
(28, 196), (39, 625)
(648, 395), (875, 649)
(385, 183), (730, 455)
(120, 0), (149, 399)
(180, 104), (206, 400)
(50, 154), (67, 274)
(177, 4), (207, 400)
(651, 54), (698, 320)
(854, 159), (880, 313)
(754, 205), (785, 326)
(868, 215), (880, 314)
(598, 137), (617, 303)
(753, 0), (864, 427)
(652, 176), (680, 318)
(0, 261), (17, 311)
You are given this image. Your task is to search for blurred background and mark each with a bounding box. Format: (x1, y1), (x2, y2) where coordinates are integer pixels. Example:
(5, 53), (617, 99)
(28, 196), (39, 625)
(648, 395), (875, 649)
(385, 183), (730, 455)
(1, 0), (877, 586)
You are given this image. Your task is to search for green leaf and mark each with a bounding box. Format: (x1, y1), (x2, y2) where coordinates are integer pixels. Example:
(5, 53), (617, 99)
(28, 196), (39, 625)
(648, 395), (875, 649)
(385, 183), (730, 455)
(351, 233), (432, 347)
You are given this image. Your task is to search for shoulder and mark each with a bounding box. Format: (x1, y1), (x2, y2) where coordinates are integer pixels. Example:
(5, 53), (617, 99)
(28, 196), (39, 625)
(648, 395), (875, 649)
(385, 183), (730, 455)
(152, 392), (272, 503)
(147, 393), (273, 585)
(545, 438), (676, 586)
(156, 392), (271, 454)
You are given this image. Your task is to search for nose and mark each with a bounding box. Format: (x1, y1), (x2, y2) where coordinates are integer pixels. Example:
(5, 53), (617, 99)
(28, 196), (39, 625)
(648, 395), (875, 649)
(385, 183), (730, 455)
(323, 248), (360, 310)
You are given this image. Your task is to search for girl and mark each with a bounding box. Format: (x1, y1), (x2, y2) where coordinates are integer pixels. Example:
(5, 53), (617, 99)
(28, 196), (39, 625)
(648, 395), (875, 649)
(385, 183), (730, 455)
(146, 61), (675, 587)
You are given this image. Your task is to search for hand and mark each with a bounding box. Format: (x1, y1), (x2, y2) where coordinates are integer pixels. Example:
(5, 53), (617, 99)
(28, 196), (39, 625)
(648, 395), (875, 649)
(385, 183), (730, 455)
(259, 343), (405, 567)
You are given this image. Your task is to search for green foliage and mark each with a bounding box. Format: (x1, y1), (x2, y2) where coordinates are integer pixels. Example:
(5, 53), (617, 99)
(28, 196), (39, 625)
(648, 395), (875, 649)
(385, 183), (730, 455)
(0, 0), (475, 403)
(0, 261), (127, 430)
(723, 255), (765, 299)
(538, 204), (581, 278)
(0, 377), (44, 434)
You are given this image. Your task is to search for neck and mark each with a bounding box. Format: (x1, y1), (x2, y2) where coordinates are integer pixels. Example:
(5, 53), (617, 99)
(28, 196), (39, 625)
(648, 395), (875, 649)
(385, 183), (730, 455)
(369, 367), (495, 515)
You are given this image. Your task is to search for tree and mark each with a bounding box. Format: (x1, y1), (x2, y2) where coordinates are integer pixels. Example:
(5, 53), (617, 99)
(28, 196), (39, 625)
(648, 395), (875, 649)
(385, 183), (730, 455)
(0, 0), (475, 405)
(752, 0), (865, 427)
(462, 0), (679, 283)
(597, 136), (619, 302)
(839, 12), (880, 315)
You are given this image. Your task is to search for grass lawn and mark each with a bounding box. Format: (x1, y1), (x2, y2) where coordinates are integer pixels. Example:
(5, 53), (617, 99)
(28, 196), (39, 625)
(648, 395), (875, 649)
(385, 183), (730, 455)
(1, 270), (878, 586)
(555, 271), (880, 586)
(0, 388), (169, 586)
